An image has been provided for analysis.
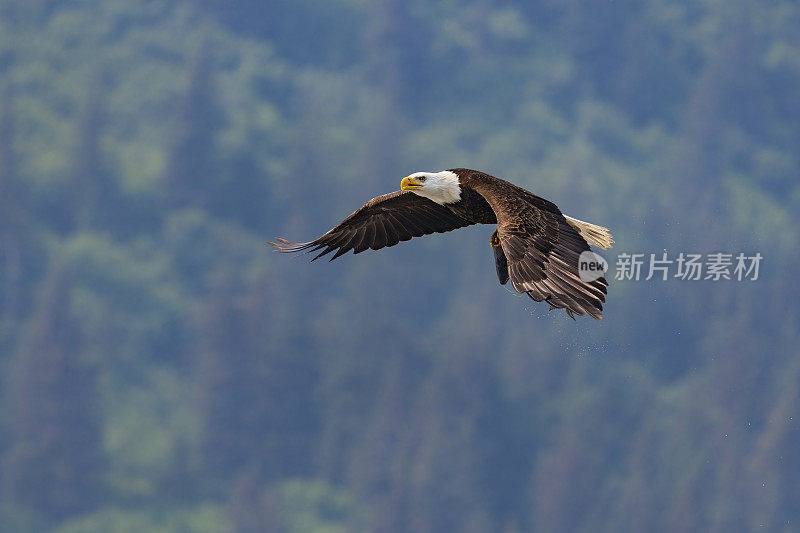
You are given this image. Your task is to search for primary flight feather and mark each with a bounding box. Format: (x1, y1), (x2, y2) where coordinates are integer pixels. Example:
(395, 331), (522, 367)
(268, 168), (613, 319)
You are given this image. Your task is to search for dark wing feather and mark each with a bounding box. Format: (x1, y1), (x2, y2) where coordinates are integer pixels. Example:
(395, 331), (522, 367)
(268, 190), (474, 261)
(495, 195), (607, 319)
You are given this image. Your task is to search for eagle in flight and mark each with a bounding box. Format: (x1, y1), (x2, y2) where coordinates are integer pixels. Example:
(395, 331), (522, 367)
(269, 168), (613, 319)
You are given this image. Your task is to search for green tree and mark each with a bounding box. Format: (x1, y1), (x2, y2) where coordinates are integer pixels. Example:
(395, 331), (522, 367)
(196, 274), (262, 481)
(2, 261), (102, 522)
(359, 0), (411, 184)
(163, 36), (222, 209)
(0, 89), (22, 328)
(70, 78), (117, 231)
(197, 264), (317, 486)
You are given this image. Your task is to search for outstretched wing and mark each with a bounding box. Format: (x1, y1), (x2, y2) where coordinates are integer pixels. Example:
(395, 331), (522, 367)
(268, 190), (474, 261)
(495, 195), (607, 319)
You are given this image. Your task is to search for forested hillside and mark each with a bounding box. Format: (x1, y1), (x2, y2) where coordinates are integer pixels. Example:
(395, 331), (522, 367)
(1, 0), (799, 531)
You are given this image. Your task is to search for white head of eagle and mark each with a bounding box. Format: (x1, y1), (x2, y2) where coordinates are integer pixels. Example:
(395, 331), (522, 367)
(400, 170), (462, 205)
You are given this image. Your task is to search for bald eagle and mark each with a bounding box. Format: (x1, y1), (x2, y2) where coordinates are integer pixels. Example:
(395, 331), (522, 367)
(269, 169), (613, 319)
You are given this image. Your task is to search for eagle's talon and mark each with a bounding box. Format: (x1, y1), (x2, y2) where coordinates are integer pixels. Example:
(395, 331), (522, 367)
(565, 309), (576, 320)
(489, 229), (501, 248)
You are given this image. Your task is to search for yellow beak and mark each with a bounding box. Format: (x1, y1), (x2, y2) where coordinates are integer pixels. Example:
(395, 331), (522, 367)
(400, 176), (423, 190)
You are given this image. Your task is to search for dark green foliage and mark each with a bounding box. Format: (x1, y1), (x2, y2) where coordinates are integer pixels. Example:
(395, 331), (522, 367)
(0, 0), (799, 531)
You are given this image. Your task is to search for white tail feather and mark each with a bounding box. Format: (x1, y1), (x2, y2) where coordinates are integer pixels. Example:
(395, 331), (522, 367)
(564, 215), (614, 249)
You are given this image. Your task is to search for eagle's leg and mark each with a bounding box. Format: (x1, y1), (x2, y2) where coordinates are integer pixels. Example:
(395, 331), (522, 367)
(547, 300), (575, 320)
(490, 229), (501, 247)
(492, 229), (510, 285)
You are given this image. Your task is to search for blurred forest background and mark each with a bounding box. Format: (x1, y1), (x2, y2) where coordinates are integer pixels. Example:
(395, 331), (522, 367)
(1, 0), (799, 531)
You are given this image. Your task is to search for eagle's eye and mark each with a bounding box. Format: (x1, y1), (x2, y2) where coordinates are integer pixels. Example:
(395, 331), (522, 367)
(419, 176), (427, 182)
